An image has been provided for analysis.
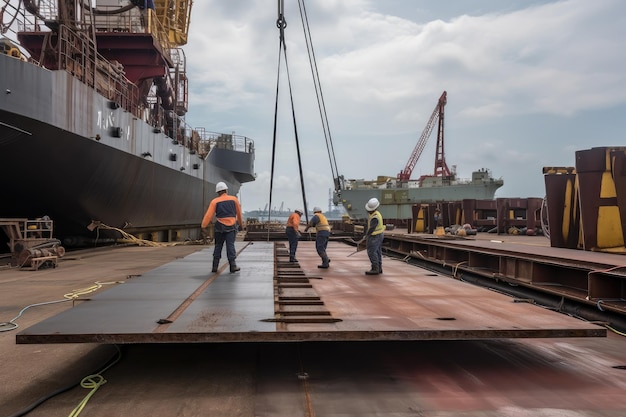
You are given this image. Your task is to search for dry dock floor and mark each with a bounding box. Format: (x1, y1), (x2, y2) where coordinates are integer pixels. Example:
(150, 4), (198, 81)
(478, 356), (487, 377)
(1, 237), (626, 416)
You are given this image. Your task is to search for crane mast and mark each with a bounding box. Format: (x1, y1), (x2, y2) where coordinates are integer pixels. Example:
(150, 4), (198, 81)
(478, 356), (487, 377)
(397, 91), (450, 182)
(152, 0), (193, 46)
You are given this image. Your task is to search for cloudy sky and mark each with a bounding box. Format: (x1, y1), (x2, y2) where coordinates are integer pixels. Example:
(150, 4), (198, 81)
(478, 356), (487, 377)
(183, 0), (626, 214)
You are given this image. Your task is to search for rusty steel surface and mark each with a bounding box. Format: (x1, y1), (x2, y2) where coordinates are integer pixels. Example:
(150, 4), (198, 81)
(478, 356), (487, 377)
(384, 233), (626, 318)
(3, 243), (626, 417)
(16, 241), (604, 344)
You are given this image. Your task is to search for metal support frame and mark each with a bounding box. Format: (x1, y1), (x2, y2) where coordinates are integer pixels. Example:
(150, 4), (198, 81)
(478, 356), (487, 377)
(384, 234), (626, 317)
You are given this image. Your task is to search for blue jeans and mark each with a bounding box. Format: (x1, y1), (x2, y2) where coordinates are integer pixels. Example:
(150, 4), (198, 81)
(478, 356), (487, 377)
(316, 231), (330, 263)
(213, 222), (237, 262)
(286, 226), (299, 258)
(366, 233), (384, 267)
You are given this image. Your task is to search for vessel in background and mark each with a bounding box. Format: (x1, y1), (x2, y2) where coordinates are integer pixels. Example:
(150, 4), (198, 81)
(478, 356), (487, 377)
(333, 91), (503, 221)
(338, 168), (503, 220)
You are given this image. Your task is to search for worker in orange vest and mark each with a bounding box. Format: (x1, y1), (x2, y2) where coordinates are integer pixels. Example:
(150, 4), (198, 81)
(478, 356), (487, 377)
(286, 208), (303, 262)
(201, 181), (244, 273)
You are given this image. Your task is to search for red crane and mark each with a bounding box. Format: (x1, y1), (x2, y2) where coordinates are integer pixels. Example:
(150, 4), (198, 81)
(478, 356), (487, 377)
(397, 91), (450, 181)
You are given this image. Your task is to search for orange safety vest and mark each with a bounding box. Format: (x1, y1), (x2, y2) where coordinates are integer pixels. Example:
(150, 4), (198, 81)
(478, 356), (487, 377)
(201, 193), (243, 228)
(286, 212), (301, 229)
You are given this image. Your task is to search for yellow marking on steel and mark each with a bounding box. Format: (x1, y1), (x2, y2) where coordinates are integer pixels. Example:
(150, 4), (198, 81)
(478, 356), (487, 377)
(414, 207), (425, 233)
(562, 178), (573, 242)
(600, 171), (617, 198)
(596, 206), (624, 249)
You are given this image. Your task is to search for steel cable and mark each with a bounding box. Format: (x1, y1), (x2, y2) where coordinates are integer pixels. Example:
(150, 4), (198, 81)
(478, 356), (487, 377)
(297, 0), (342, 195)
(268, 0), (310, 237)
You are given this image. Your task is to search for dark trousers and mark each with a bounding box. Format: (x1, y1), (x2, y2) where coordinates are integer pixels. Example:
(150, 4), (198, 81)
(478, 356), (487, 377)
(367, 233), (384, 267)
(316, 231), (330, 263)
(213, 223), (237, 262)
(286, 227), (299, 258)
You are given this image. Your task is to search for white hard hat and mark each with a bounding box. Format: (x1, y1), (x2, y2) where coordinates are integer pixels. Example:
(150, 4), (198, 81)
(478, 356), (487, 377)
(365, 198), (380, 211)
(215, 181), (228, 192)
(295, 209), (303, 215)
(313, 206), (322, 213)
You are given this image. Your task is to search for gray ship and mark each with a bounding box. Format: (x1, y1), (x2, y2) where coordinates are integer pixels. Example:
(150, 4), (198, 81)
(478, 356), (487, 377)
(336, 168), (503, 220)
(0, 1), (254, 244)
(332, 91), (503, 221)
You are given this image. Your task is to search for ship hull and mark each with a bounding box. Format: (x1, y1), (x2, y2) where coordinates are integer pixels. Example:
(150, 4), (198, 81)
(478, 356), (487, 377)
(340, 182), (502, 220)
(0, 52), (254, 243)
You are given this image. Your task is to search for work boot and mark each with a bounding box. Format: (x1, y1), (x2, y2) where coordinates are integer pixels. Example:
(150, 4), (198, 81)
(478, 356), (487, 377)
(318, 256), (330, 269)
(211, 259), (220, 273)
(365, 264), (380, 275)
(289, 257), (298, 263)
(229, 262), (240, 273)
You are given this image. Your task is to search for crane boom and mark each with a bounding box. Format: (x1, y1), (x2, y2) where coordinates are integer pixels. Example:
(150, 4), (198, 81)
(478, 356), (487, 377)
(397, 91), (448, 181)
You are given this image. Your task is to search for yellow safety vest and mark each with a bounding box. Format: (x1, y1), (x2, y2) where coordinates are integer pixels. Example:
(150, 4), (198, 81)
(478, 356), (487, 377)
(314, 213), (331, 232)
(368, 211), (385, 235)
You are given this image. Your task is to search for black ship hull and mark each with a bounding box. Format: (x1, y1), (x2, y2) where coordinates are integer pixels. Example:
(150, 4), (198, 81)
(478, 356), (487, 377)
(1, 110), (253, 242)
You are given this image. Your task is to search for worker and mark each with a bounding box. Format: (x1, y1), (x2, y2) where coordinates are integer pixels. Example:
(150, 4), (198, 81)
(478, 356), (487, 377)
(364, 198), (385, 275)
(304, 206), (331, 268)
(201, 181), (244, 273)
(286, 208), (303, 262)
(434, 208), (441, 226)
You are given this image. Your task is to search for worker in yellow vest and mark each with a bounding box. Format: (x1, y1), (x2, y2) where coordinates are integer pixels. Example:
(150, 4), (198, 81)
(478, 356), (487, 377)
(304, 206), (331, 268)
(364, 198), (385, 275)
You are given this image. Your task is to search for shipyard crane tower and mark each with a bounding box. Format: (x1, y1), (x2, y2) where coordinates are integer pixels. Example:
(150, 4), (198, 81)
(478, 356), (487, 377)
(397, 91), (450, 182)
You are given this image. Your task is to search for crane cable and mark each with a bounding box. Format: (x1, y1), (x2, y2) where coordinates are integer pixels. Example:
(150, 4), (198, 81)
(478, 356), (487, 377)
(297, 0), (343, 195)
(268, 0), (310, 240)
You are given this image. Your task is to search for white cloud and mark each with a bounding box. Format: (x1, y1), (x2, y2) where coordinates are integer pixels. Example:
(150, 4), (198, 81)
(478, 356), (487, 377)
(184, 0), (626, 213)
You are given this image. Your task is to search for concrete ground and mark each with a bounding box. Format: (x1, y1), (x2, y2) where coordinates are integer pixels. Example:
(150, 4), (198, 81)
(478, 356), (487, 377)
(0, 244), (207, 416)
(2, 239), (626, 417)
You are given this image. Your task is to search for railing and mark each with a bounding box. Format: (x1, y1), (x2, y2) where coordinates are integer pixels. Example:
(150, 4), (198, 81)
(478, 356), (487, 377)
(56, 25), (142, 118)
(191, 128), (255, 156)
(89, 6), (173, 53)
(0, 217), (53, 241)
(4, 2), (253, 161)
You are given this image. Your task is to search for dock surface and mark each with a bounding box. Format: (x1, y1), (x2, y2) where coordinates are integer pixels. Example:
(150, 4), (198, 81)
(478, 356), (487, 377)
(2, 239), (626, 416)
(16, 241), (604, 343)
